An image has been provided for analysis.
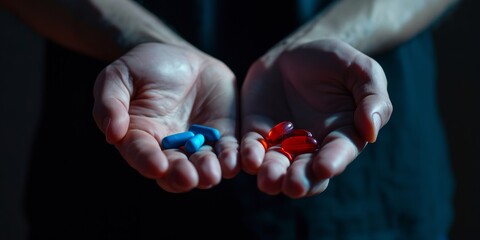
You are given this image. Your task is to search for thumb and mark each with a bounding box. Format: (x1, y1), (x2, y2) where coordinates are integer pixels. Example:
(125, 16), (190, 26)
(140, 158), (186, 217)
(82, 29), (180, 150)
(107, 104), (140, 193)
(354, 94), (393, 143)
(92, 62), (131, 144)
(347, 53), (393, 143)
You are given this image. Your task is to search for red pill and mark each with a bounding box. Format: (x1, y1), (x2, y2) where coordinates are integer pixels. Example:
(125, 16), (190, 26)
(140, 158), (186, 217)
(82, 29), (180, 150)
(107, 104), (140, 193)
(266, 121), (294, 145)
(281, 136), (318, 155)
(276, 147), (293, 163)
(258, 138), (269, 150)
(291, 129), (313, 137)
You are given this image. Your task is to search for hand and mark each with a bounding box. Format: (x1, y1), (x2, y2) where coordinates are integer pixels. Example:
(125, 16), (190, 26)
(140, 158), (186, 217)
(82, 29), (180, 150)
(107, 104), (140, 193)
(240, 39), (393, 198)
(92, 43), (239, 193)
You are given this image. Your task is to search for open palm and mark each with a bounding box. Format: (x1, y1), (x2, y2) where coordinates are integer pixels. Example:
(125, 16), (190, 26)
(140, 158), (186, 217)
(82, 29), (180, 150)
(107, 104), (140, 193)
(241, 39), (393, 198)
(92, 43), (239, 193)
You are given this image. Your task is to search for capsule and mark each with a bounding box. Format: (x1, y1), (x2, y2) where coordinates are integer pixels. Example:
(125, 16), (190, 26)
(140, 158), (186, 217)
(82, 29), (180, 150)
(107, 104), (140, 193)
(276, 147), (293, 163)
(161, 131), (195, 149)
(266, 121), (294, 145)
(291, 129), (313, 137)
(258, 138), (269, 150)
(281, 136), (318, 155)
(188, 124), (221, 142)
(184, 133), (205, 153)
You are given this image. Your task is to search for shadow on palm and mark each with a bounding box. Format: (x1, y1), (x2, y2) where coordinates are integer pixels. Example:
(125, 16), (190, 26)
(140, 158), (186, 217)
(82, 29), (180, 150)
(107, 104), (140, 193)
(241, 39), (391, 198)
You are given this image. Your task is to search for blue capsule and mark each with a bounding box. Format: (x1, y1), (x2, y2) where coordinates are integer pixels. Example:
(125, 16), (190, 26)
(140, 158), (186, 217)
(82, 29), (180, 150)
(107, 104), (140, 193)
(184, 133), (205, 153)
(188, 124), (221, 142)
(161, 131), (195, 149)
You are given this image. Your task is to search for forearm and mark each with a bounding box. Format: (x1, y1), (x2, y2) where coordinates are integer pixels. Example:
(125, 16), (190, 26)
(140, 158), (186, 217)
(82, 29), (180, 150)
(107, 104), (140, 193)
(279, 0), (460, 55)
(1, 0), (194, 61)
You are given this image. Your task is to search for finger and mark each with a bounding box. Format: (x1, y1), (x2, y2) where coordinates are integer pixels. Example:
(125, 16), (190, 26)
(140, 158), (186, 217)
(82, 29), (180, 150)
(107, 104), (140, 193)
(311, 126), (366, 180)
(240, 132), (267, 174)
(306, 178), (330, 197)
(92, 62), (132, 144)
(156, 149), (199, 193)
(348, 55), (393, 143)
(155, 150), (181, 193)
(189, 145), (222, 189)
(256, 147), (291, 195)
(354, 94), (393, 143)
(215, 135), (240, 179)
(282, 154), (312, 198)
(115, 129), (168, 179)
(282, 153), (331, 198)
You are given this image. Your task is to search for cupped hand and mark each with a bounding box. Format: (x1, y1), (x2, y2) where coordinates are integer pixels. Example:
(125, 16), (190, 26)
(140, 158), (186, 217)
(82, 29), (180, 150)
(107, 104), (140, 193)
(92, 43), (239, 193)
(240, 39), (393, 198)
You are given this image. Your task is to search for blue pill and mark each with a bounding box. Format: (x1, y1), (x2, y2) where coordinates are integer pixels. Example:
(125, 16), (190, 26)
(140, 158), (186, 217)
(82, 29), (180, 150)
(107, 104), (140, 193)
(188, 124), (221, 142)
(184, 133), (205, 153)
(161, 131), (195, 149)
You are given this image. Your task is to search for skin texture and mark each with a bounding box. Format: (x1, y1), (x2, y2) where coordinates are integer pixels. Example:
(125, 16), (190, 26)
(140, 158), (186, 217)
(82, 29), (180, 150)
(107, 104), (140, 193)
(0, 0), (460, 196)
(241, 39), (392, 198)
(92, 43), (239, 192)
(238, 0), (459, 198)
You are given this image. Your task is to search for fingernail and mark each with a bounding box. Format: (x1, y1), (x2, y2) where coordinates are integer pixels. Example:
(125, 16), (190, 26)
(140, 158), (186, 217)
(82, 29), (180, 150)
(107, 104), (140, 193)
(308, 179), (329, 195)
(372, 113), (381, 133)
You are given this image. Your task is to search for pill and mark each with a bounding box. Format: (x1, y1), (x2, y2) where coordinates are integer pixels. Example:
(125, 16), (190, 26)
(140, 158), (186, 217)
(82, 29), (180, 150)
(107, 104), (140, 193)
(276, 147), (293, 163)
(291, 129), (313, 137)
(188, 124), (221, 142)
(184, 133), (205, 153)
(266, 121), (294, 145)
(161, 131), (195, 149)
(258, 138), (269, 150)
(281, 136), (318, 155)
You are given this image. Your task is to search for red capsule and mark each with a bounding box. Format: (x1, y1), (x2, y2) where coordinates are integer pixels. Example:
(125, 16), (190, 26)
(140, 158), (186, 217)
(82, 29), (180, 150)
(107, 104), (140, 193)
(266, 121), (294, 145)
(257, 138), (269, 150)
(276, 147), (293, 163)
(281, 136), (318, 155)
(291, 129), (313, 137)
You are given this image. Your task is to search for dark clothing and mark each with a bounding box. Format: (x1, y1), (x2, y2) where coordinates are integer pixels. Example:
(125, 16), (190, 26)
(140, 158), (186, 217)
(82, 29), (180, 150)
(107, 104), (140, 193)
(25, 1), (454, 239)
(233, 31), (454, 240)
